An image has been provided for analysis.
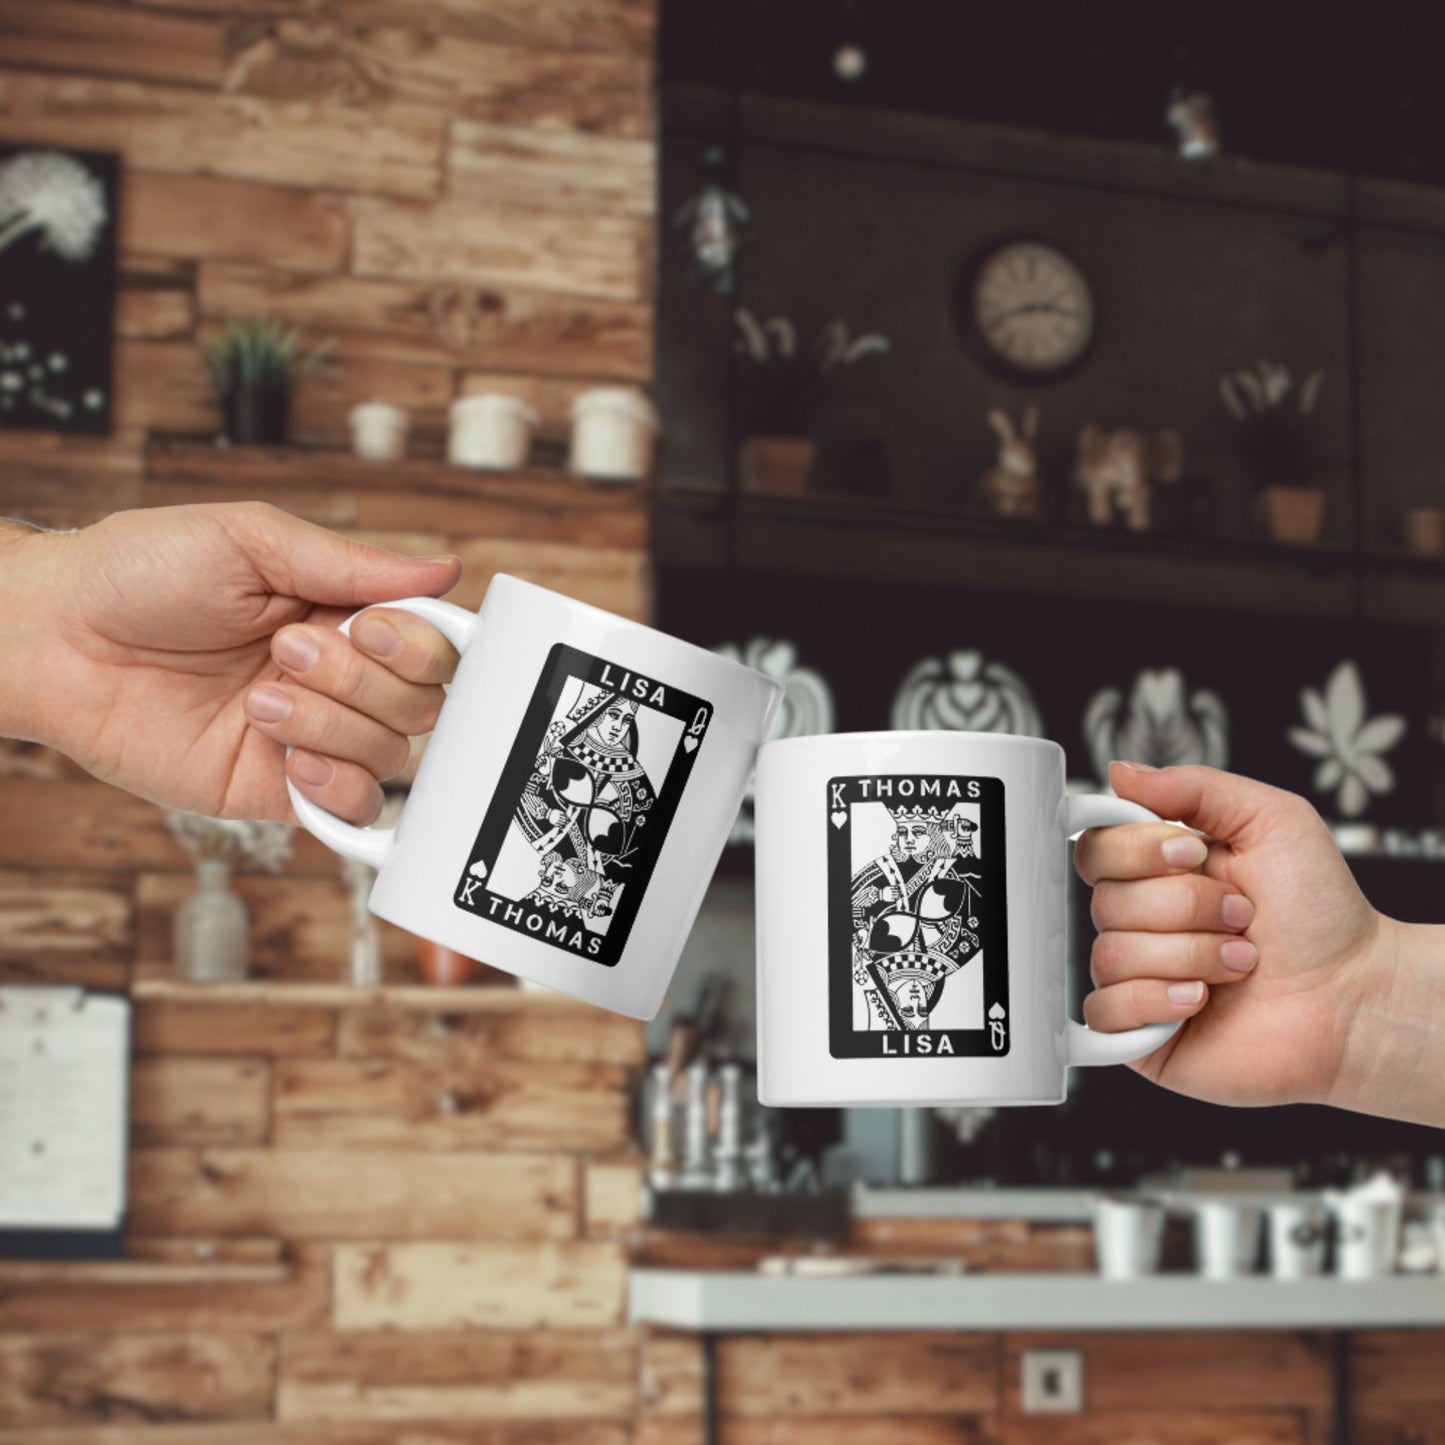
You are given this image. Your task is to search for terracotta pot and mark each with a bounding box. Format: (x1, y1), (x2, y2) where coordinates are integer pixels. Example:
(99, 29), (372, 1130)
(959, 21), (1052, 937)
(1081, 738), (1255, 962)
(415, 938), (506, 987)
(739, 436), (817, 495)
(1251, 485), (1326, 545)
(1403, 506), (1445, 555)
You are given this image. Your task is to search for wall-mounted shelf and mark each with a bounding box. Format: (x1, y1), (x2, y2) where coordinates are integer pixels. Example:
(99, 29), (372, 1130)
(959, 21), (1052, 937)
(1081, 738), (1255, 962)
(656, 487), (1378, 619)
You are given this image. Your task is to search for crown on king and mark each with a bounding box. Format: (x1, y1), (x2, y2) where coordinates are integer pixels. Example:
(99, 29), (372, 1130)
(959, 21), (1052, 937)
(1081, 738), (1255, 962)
(887, 803), (949, 824)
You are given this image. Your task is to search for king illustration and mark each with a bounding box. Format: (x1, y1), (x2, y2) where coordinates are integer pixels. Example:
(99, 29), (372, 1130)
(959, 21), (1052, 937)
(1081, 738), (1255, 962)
(513, 685), (656, 923)
(850, 802), (984, 1032)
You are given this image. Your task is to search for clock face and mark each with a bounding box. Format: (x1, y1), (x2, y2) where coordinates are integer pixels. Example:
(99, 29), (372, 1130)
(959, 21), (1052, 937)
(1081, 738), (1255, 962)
(969, 241), (1094, 380)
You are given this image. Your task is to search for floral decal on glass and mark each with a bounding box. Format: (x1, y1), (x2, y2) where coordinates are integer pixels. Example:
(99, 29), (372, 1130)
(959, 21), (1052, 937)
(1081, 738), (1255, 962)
(1083, 668), (1229, 781)
(1288, 660), (1405, 818)
(713, 637), (835, 845)
(890, 651), (1044, 737)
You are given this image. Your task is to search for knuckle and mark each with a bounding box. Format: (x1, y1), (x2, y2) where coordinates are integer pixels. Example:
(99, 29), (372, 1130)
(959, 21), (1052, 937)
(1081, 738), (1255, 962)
(1089, 879), (1117, 932)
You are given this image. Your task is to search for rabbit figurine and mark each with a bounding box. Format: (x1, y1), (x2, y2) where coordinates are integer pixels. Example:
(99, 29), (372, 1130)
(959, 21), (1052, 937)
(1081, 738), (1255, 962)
(981, 406), (1043, 519)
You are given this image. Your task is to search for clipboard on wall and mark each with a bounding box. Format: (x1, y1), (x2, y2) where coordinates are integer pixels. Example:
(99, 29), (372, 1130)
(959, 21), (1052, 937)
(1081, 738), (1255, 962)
(0, 987), (130, 1259)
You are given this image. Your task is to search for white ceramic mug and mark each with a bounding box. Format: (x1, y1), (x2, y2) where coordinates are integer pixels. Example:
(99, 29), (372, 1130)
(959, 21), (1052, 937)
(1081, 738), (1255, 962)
(1192, 1198), (1263, 1279)
(285, 575), (782, 1018)
(1093, 1194), (1166, 1280)
(754, 731), (1183, 1107)
(1267, 1198), (1329, 1279)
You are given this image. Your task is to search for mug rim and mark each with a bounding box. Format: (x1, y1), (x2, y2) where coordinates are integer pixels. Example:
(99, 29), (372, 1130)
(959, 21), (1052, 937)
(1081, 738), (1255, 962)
(760, 729), (1066, 756)
(486, 573), (784, 697)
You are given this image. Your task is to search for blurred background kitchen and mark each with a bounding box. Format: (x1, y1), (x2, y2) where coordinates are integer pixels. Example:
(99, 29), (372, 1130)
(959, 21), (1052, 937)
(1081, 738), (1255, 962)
(3, 1), (1445, 1442)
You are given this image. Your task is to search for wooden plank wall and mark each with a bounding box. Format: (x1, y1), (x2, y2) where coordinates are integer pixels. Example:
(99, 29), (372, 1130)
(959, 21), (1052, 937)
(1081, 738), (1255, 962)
(2, 5), (1444, 1443)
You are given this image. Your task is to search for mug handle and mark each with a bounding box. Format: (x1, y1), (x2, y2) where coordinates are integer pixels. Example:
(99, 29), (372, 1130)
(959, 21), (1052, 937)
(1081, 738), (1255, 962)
(1061, 793), (1188, 1068)
(283, 596), (478, 870)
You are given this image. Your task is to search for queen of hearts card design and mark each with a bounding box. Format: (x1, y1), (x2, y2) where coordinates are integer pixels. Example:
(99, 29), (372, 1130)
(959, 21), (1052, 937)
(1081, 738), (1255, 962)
(455, 644), (711, 968)
(828, 775), (1010, 1058)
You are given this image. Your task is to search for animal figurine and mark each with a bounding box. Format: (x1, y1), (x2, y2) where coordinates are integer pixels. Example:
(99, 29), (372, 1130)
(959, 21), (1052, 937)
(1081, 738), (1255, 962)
(1073, 425), (1184, 531)
(981, 406), (1043, 519)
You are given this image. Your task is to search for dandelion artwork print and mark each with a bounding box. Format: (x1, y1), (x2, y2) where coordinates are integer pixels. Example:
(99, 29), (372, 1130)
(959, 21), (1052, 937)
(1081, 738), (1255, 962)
(0, 145), (118, 435)
(828, 773), (1010, 1059)
(455, 644), (713, 967)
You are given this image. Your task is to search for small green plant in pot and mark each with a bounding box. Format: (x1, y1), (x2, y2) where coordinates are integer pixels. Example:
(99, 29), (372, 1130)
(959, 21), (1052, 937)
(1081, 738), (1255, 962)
(203, 317), (331, 446)
(1219, 359), (1327, 544)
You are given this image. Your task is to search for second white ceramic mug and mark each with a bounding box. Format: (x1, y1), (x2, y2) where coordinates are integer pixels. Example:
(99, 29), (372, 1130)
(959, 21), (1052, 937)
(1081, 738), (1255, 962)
(755, 731), (1183, 1107)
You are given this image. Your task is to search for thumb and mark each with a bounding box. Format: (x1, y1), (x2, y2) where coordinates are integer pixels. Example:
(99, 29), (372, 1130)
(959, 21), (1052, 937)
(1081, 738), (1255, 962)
(239, 505), (462, 606)
(1108, 761), (1300, 847)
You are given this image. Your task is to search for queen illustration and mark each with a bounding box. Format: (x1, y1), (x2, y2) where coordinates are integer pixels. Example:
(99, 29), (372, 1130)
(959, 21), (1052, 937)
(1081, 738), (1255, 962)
(514, 685), (656, 923)
(851, 802), (983, 1031)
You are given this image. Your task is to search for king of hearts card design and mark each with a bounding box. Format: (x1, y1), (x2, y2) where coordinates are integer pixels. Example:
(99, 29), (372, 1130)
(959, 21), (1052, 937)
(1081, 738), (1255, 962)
(828, 774), (1010, 1058)
(454, 643), (711, 968)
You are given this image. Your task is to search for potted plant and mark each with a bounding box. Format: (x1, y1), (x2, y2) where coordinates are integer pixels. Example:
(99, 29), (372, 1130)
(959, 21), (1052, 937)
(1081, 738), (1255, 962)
(1219, 359), (1327, 544)
(203, 316), (331, 446)
(733, 311), (889, 495)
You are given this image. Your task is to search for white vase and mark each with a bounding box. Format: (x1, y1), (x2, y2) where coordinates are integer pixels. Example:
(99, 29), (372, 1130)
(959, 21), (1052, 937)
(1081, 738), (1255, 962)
(174, 858), (249, 983)
(448, 394), (539, 470)
(349, 402), (410, 461)
(568, 388), (659, 482)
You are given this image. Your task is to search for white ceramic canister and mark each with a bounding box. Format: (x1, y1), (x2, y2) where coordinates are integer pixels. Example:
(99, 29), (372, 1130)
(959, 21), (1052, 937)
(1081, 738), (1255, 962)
(448, 394), (540, 471)
(349, 402), (410, 461)
(569, 388), (660, 482)
(1093, 1194), (1166, 1281)
(1190, 1198), (1263, 1279)
(1266, 1197), (1329, 1279)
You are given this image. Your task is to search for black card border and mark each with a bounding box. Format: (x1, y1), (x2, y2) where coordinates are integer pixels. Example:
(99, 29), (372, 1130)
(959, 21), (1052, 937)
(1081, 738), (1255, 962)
(827, 773), (1011, 1058)
(454, 641), (709, 968)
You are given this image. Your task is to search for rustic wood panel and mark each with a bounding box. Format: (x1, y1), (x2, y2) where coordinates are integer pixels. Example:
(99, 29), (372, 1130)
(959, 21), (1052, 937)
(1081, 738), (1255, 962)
(124, 1238), (284, 1266)
(129, 1056), (272, 1146)
(327, 0), (656, 55)
(1002, 1333), (1335, 1413)
(0, 868), (132, 989)
(1351, 1329), (1445, 1403)
(0, 0), (226, 88)
(117, 280), (198, 341)
(143, 444), (651, 547)
(0, 740), (94, 782)
(448, 121), (655, 217)
(0, 779), (338, 875)
(447, 536), (651, 621)
(122, 170), (350, 272)
(0, 1332), (273, 1427)
(633, 1420), (984, 1445)
(0, 435), (146, 529)
(132, 999), (336, 1057)
(273, 1055), (631, 1152)
(287, 352), (457, 446)
(197, 262), (651, 379)
(0, 1423), (632, 1445)
(277, 1329), (638, 1421)
(332, 1240), (626, 1330)
(0, 1246), (328, 1333)
(0, 71), (445, 196)
(127, 1148), (578, 1240)
(351, 196), (649, 301)
(133, 871), (420, 987)
(988, 1415), (1308, 1445)
(337, 999), (646, 1066)
(226, 21), (650, 136)
(1354, 1403), (1445, 1444)
(640, 1331), (1001, 1417)
(112, 339), (217, 435)
(584, 1156), (645, 1237)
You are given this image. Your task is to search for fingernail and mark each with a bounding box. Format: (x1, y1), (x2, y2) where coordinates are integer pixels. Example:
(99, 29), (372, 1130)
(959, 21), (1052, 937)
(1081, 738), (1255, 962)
(1161, 834), (1207, 869)
(246, 686), (292, 722)
(1221, 939), (1259, 973)
(273, 629), (319, 672)
(1168, 980), (1206, 1005)
(1112, 759), (1159, 773)
(291, 751), (333, 786)
(353, 616), (401, 657)
(416, 554), (462, 565)
(1222, 893), (1255, 929)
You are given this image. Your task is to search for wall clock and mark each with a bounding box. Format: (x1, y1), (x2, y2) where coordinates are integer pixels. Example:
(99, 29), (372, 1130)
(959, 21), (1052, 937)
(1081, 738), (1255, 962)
(955, 238), (1096, 385)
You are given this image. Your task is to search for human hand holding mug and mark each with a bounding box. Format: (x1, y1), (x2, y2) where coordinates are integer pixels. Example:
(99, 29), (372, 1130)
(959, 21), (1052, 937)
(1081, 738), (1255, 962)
(282, 574), (782, 1018)
(755, 731), (1188, 1107)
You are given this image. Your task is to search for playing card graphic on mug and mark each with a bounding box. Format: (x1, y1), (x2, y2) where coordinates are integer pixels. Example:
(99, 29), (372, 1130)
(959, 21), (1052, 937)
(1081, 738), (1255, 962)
(454, 643), (712, 967)
(828, 774), (1009, 1058)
